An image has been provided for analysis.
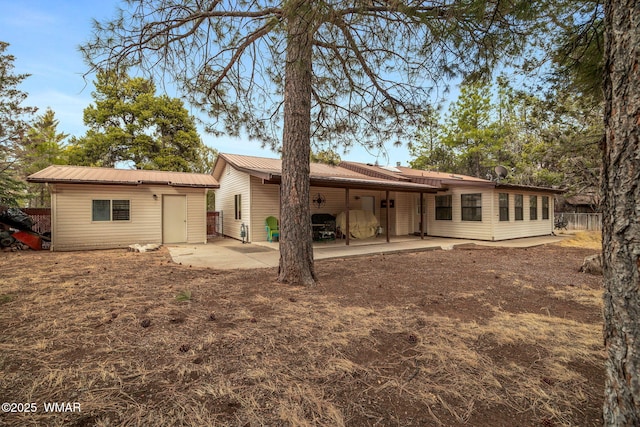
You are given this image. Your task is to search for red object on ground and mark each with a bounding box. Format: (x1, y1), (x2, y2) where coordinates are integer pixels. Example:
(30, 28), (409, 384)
(12, 231), (42, 250)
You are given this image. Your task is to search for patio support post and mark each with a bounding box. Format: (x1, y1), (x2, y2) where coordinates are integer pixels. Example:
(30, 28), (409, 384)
(279, 188), (282, 239)
(386, 190), (390, 243)
(345, 188), (350, 246)
(420, 192), (424, 239)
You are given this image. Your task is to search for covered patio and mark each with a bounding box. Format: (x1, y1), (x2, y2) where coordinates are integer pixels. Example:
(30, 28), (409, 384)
(259, 172), (439, 245)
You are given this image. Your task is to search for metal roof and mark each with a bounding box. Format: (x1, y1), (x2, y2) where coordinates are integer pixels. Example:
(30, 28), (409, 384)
(395, 166), (491, 182)
(213, 153), (439, 193)
(211, 154), (561, 194)
(495, 182), (564, 194)
(27, 165), (219, 188)
(340, 162), (561, 193)
(338, 161), (411, 182)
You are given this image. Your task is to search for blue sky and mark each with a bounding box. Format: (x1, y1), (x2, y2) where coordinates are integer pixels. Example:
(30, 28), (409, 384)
(0, 1), (429, 167)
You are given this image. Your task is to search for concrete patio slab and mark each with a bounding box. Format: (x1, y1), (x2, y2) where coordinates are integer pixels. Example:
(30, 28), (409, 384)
(166, 234), (567, 270)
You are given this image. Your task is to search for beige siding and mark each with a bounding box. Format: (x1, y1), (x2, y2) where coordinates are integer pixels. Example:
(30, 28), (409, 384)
(393, 192), (413, 236)
(491, 191), (555, 240)
(310, 187), (347, 217)
(426, 186), (494, 240)
(214, 164), (251, 241)
(250, 176), (280, 242)
(426, 188), (555, 241)
(187, 190), (207, 243)
(50, 183), (207, 251)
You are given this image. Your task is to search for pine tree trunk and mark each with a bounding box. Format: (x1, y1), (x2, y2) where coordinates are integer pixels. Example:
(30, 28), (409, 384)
(602, 0), (640, 424)
(277, 3), (317, 286)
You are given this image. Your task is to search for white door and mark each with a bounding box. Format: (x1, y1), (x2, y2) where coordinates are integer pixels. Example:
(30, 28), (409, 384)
(163, 195), (187, 243)
(360, 196), (375, 214)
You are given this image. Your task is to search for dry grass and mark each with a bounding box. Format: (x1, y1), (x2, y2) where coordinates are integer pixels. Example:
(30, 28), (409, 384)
(0, 246), (604, 426)
(558, 231), (602, 250)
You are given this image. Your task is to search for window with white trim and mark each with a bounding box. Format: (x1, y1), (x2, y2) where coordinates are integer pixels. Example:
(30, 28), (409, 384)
(461, 193), (482, 221)
(92, 200), (130, 221)
(530, 195), (538, 220)
(542, 196), (550, 220)
(515, 194), (523, 221)
(234, 194), (242, 220)
(499, 193), (509, 221)
(435, 195), (452, 220)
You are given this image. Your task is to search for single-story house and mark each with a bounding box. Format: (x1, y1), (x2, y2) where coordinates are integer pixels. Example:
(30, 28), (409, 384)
(212, 153), (562, 244)
(27, 165), (219, 251)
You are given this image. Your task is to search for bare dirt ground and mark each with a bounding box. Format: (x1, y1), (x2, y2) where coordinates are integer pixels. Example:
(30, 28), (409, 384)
(0, 234), (603, 426)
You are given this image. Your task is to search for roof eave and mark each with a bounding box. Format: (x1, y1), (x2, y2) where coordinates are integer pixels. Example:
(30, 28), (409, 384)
(26, 178), (218, 188)
(216, 153), (275, 181)
(495, 183), (565, 194)
(265, 174), (438, 193)
(26, 178), (139, 186)
(169, 183), (220, 189)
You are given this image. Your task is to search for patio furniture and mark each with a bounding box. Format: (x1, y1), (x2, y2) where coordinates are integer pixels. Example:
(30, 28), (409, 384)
(311, 213), (336, 241)
(265, 216), (280, 242)
(554, 215), (568, 230)
(335, 210), (379, 239)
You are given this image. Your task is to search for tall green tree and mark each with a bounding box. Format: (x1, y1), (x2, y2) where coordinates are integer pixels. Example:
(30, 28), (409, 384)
(440, 82), (503, 178)
(82, 0), (541, 285)
(602, 0), (640, 423)
(0, 41), (37, 206)
(310, 148), (341, 166)
(410, 81), (512, 178)
(524, 90), (600, 191)
(68, 69), (212, 172)
(541, 0), (604, 199)
(410, 76), (598, 191)
(409, 105), (457, 172)
(548, 0), (604, 102)
(20, 108), (68, 207)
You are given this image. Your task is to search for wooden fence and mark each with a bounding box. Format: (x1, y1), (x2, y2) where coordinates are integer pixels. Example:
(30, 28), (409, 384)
(207, 211), (221, 238)
(555, 213), (602, 231)
(0, 207), (51, 235)
(22, 208), (51, 235)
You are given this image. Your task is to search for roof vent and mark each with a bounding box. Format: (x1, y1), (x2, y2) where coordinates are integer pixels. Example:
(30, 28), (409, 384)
(381, 166), (402, 173)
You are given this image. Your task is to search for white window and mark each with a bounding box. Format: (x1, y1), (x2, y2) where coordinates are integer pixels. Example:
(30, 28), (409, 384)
(92, 200), (130, 221)
(461, 194), (482, 221)
(234, 194), (242, 220)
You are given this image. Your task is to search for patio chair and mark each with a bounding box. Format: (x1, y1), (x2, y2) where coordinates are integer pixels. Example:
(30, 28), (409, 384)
(265, 216), (280, 242)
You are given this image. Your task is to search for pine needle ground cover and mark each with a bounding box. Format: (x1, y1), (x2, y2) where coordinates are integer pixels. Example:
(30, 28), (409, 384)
(0, 236), (602, 426)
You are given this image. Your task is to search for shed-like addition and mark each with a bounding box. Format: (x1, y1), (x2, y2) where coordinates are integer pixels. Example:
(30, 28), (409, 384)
(27, 165), (219, 251)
